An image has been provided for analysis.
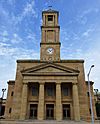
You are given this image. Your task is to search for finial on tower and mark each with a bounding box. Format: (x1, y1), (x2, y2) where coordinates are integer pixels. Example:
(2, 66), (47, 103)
(48, 5), (52, 10)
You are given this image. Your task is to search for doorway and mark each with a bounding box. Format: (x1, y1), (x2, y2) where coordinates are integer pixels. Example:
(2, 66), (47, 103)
(46, 104), (54, 119)
(30, 104), (37, 119)
(63, 104), (70, 119)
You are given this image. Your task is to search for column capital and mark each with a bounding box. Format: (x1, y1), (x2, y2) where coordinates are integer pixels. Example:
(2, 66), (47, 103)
(39, 82), (45, 85)
(72, 82), (78, 85)
(56, 82), (61, 85)
(23, 80), (28, 84)
(23, 83), (28, 85)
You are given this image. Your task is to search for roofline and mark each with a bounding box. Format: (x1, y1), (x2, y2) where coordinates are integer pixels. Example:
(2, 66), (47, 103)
(42, 10), (59, 13)
(42, 9), (59, 16)
(7, 80), (15, 85)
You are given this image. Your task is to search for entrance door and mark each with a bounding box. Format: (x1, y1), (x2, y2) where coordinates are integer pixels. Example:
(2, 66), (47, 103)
(63, 104), (70, 119)
(46, 104), (54, 119)
(30, 104), (37, 119)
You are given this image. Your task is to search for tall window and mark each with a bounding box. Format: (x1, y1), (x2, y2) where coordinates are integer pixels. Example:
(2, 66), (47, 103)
(32, 84), (38, 96)
(89, 108), (91, 115)
(62, 84), (69, 96)
(30, 104), (37, 119)
(9, 108), (12, 113)
(11, 91), (14, 96)
(48, 15), (53, 21)
(87, 92), (90, 97)
(47, 30), (54, 42)
(46, 85), (54, 96)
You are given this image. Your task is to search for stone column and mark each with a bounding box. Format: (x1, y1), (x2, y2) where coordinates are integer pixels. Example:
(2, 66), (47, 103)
(56, 83), (62, 120)
(38, 83), (44, 120)
(72, 83), (80, 121)
(20, 83), (28, 120)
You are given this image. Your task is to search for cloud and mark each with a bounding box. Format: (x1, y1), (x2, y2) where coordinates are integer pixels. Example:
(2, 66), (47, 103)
(12, 0), (38, 25)
(0, 6), (10, 26)
(26, 32), (39, 46)
(0, 30), (10, 43)
(60, 28), (70, 42)
(11, 33), (23, 44)
(82, 28), (94, 37)
(0, 45), (15, 56)
(0, 30), (39, 58)
(0, 36), (10, 43)
(0, 0), (37, 27)
(0, 43), (39, 59)
(2, 30), (8, 37)
(0, 7), (8, 17)
(0, 42), (11, 47)
(76, 16), (87, 25)
(84, 49), (100, 90)
(7, 0), (15, 5)
(27, 32), (36, 40)
(23, 0), (36, 16)
(0, 29), (23, 44)
(81, 8), (100, 17)
(75, 8), (100, 25)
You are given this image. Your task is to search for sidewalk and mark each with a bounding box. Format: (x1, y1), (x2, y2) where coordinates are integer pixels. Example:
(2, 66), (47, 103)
(0, 120), (100, 124)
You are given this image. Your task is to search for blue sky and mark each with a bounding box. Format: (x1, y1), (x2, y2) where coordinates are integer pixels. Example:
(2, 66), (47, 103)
(0, 0), (100, 97)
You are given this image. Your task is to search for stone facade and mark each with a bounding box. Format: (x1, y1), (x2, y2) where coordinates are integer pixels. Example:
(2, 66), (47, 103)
(5, 9), (96, 121)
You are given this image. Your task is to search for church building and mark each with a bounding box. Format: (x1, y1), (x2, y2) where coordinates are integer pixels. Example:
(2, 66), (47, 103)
(5, 9), (96, 121)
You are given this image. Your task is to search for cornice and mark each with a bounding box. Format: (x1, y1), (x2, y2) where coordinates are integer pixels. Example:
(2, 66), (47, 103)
(7, 80), (15, 85)
(40, 42), (61, 46)
(86, 81), (94, 85)
(17, 59), (84, 63)
(41, 26), (60, 29)
(22, 72), (79, 76)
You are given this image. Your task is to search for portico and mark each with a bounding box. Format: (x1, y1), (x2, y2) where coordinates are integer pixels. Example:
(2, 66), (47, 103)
(19, 63), (80, 121)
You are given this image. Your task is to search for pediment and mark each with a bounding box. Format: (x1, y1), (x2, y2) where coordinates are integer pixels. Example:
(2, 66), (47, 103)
(21, 63), (79, 76)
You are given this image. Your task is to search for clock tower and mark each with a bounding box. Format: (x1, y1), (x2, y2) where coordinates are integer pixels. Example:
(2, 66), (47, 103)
(40, 9), (61, 62)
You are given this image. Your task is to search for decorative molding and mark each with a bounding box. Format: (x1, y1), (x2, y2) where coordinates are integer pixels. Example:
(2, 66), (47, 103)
(21, 63), (80, 75)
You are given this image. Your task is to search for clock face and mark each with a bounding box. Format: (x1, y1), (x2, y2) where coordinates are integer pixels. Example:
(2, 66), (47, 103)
(47, 47), (54, 54)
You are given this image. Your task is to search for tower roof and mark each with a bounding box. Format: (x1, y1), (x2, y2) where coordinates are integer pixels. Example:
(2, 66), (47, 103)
(42, 9), (59, 15)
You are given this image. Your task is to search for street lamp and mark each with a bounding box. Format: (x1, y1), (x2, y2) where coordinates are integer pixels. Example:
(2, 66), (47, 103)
(0, 88), (6, 117)
(1, 89), (6, 99)
(94, 89), (99, 102)
(87, 65), (94, 124)
(94, 89), (98, 96)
